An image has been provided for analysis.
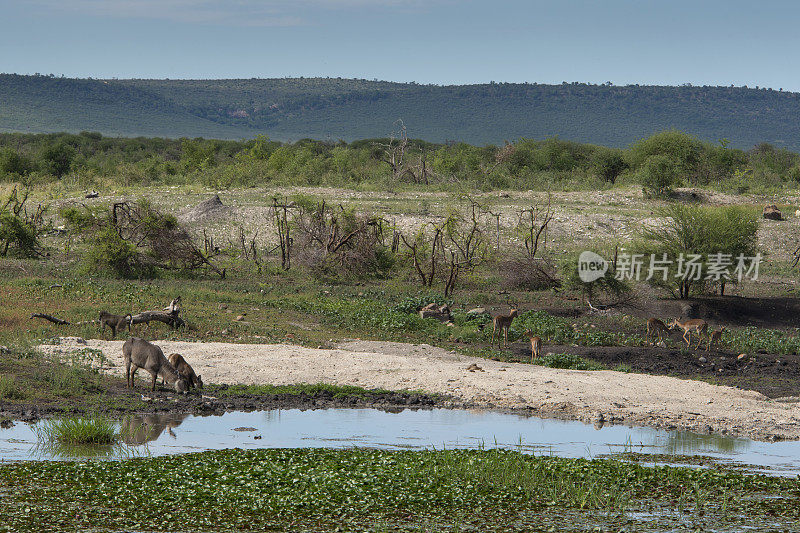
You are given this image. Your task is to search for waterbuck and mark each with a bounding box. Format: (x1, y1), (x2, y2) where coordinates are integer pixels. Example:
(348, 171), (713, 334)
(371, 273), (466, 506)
(123, 337), (188, 394)
(168, 353), (203, 390)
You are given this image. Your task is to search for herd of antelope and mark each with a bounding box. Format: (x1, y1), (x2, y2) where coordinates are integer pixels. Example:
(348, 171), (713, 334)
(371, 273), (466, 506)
(491, 308), (727, 362)
(646, 317), (726, 351)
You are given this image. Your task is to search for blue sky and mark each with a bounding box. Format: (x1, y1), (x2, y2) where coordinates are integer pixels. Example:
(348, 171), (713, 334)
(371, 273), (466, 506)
(2, 0), (799, 89)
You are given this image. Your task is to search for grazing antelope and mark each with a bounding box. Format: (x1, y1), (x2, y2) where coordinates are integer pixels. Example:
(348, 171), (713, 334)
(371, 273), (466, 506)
(123, 337), (188, 394)
(168, 353), (203, 390)
(706, 326), (727, 352)
(645, 318), (672, 345)
(668, 318), (709, 349)
(524, 330), (542, 361)
(491, 308), (518, 348)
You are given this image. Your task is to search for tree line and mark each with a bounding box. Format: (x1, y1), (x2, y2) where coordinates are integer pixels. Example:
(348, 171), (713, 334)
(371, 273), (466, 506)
(2, 130), (800, 194)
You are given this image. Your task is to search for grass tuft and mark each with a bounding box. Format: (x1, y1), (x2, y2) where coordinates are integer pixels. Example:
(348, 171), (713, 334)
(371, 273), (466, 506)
(34, 415), (119, 445)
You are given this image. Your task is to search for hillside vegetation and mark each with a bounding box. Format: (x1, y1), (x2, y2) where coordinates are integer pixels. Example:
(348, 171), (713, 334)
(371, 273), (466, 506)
(4, 74), (800, 149)
(1, 130), (798, 195)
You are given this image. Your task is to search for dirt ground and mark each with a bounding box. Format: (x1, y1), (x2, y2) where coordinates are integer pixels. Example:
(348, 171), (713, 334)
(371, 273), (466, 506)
(38, 337), (800, 442)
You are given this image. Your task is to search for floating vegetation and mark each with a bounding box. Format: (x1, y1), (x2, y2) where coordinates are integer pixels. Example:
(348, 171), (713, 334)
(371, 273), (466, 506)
(0, 448), (798, 532)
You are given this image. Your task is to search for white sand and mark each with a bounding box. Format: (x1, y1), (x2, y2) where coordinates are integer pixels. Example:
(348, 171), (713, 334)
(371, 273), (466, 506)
(40, 337), (800, 441)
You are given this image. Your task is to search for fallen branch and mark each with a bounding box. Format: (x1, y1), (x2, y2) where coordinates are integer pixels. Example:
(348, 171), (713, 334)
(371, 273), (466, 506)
(30, 313), (71, 325)
(130, 311), (186, 330)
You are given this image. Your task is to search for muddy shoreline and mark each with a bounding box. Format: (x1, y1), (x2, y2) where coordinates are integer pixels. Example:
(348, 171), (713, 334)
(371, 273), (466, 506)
(22, 338), (800, 441)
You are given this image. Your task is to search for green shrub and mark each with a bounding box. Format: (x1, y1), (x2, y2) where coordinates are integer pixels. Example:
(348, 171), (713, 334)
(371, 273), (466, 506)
(639, 154), (680, 197)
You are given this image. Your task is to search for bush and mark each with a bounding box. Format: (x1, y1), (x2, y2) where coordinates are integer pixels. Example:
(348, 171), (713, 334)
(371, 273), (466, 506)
(498, 255), (560, 290)
(639, 154), (680, 197)
(639, 204), (758, 297)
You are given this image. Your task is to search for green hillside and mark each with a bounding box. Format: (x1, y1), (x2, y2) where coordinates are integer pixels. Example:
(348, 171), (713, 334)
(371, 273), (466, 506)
(0, 75), (260, 139)
(3, 74), (800, 149)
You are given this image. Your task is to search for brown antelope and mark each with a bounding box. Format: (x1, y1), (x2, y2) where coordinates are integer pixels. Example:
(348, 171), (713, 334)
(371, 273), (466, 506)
(668, 318), (709, 349)
(123, 337), (188, 393)
(491, 308), (518, 348)
(706, 326), (727, 352)
(524, 330), (542, 361)
(645, 318), (672, 345)
(168, 353), (203, 390)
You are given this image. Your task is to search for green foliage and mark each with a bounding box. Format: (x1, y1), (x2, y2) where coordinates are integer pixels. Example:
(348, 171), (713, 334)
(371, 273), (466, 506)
(639, 204), (759, 297)
(639, 154), (681, 197)
(34, 415), (118, 445)
(0, 210), (39, 257)
(0, 148), (33, 178)
(391, 293), (449, 315)
(10, 74), (800, 153)
(0, 374), (27, 399)
(39, 141), (76, 177)
(630, 130), (702, 173)
(0, 448), (797, 531)
(84, 225), (155, 279)
(592, 147), (628, 183)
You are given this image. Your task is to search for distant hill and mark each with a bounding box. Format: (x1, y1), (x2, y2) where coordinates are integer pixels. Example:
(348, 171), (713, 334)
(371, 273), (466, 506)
(3, 74), (800, 149)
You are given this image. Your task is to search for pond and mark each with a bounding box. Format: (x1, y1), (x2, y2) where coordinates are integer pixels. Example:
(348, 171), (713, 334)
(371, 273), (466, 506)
(2, 408), (799, 476)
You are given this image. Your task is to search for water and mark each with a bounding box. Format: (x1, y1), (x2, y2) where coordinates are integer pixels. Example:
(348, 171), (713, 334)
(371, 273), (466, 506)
(2, 408), (799, 476)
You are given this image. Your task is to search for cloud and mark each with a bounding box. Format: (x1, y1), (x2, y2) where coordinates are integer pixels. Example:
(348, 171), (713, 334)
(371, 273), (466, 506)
(20, 0), (440, 27)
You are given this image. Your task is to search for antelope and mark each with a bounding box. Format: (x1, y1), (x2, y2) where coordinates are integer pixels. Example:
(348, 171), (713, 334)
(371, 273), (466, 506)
(123, 337), (188, 394)
(99, 311), (132, 339)
(645, 318), (672, 345)
(524, 330), (542, 361)
(668, 318), (709, 349)
(491, 308), (518, 348)
(706, 326), (727, 352)
(168, 353), (203, 390)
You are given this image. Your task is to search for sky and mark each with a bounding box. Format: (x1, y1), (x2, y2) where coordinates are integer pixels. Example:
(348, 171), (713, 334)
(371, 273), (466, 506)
(2, 0), (800, 90)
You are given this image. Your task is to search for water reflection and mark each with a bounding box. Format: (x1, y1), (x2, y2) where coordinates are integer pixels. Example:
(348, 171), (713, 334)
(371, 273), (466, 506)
(120, 413), (189, 445)
(661, 430), (748, 455)
(0, 408), (797, 476)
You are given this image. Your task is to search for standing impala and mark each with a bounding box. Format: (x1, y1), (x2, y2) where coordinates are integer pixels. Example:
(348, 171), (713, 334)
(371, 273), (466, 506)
(668, 318), (709, 349)
(645, 318), (672, 345)
(491, 308), (518, 348)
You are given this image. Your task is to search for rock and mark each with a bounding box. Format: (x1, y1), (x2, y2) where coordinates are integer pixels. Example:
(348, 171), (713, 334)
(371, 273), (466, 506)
(737, 353), (747, 361)
(235, 315), (245, 321)
(698, 356), (707, 363)
(466, 363), (484, 372)
(466, 307), (486, 315)
(419, 303), (452, 322)
(763, 204), (783, 220)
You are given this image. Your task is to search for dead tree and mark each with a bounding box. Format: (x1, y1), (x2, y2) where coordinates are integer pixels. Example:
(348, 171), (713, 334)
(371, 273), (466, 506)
(399, 222), (444, 288)
(131, 297), (186, 330)
(372, 120), (410, 179)
(516, 194), (554, 259)
(271, 197), (294, 270)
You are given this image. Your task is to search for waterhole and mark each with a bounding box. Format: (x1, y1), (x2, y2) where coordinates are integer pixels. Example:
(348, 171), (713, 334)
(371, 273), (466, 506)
(2, 408), (799, 476)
